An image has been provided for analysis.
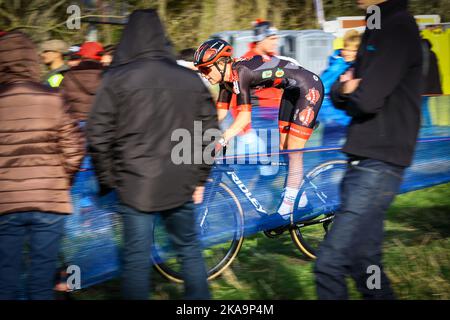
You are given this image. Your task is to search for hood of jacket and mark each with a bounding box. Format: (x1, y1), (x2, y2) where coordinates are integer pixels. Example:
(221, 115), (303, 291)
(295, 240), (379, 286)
(0, 31), (41, 85)
(328, 49), (344, 65)
(327, 49), (353, 69)
(111, 9), (175, 67)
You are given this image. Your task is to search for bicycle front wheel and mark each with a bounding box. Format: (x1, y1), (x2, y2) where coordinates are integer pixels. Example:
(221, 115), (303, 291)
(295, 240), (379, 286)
(290, 159), (347, 259)
(152, 181), (245, 283)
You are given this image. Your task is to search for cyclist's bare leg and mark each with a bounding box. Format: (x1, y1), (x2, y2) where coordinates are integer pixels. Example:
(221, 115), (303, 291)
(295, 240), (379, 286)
(279, 132), (289, 150)
(276, 134), (307, 216)
(286, 134), (307, 190)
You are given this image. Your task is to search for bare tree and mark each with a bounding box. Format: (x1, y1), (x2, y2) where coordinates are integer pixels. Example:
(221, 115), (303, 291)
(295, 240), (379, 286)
(256, 0), (268, 20)
(198, 0), (215, 41)
(215, 0), (235, 32)
(1, 0), (448, 52)
(0, 0), (77, 40)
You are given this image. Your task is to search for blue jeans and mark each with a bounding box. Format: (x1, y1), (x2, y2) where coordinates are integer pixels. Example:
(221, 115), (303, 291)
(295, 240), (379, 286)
(314, 158), (404, 299)
(0, 212), (65, 300)
(119, 201), (210, 300)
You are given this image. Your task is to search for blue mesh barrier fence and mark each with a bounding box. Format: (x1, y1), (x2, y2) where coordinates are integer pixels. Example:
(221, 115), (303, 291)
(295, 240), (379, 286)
(63, 96), (450, 288)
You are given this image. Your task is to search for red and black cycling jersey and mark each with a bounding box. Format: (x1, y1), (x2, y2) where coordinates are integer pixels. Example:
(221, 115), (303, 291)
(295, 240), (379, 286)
(228, 49), (283, 135)
(217, 55), (324, 140)
(232, 49), (284, 108)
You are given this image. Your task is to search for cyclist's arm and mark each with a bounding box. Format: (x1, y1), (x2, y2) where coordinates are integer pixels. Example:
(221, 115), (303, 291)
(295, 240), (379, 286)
(223, 110), (251, 142)
(217, 109), (228, 122)
(217, 84), (231, 122)
(223, 66), (252, 142)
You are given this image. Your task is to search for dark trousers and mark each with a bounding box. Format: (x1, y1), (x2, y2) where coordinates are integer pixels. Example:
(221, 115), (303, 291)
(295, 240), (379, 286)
(314, 158), (404, 299)
(0, 212), (65, 300)
(119, 201), (210, 300)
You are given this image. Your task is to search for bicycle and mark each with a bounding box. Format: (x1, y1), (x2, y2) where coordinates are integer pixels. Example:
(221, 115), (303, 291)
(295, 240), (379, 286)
(151, 147), (347, 283)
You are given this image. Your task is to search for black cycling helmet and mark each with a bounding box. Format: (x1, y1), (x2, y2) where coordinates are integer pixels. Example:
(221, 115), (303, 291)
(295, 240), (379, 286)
(194, 39), (233, 68)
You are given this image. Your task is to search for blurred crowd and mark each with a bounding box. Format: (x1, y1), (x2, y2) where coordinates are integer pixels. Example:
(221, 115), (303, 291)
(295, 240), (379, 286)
(0, 14), (217, 300)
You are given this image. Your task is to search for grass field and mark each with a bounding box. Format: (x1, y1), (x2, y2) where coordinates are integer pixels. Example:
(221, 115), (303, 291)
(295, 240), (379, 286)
(71, 183), (450, 300)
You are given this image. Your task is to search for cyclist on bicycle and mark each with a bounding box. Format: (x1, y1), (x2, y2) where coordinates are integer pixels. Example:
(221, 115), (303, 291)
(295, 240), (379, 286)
(228, 20), (299, 179)
(194, 39), (324, 222)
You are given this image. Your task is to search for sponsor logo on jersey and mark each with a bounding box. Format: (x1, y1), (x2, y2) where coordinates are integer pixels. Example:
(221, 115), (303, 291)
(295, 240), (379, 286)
(305, 87), (321, 105)
(293, 109), (299, 121)
(262, 70), (273, 79)
(235, 57), (249, 63)
(230, 69), (239, 82)
(275, 68), (284, 77)
(233, 80), (240, 94)
(299, 106), (315, 126)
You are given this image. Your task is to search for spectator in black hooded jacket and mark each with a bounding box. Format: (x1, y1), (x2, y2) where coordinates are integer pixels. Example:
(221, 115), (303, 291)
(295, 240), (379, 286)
(314, 0), (423, 300)
(87, 9), (217, 300)
(421, 38), (442, 95)
(420, 38), (442, 126)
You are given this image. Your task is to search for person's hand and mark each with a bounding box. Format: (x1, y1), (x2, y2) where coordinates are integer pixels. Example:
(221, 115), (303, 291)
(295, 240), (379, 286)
(192, 186), (205, 204)
(340, 69), (354, 82)
(341, 78), (362, 94)
(340, 69), (362, 94)
(215, 136), (227, 157)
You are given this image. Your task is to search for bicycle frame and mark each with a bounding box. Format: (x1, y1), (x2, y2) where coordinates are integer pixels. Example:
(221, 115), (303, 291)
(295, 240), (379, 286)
(201, 161), (272, 221)
(200, 158), (335, 229)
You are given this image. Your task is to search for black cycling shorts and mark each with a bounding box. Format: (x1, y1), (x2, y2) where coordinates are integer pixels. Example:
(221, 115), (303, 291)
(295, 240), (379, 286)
(278, 71), (324, 140)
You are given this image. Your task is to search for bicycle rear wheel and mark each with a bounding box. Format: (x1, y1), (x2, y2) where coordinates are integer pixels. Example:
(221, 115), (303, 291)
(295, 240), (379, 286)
(290, 160), (347, 259)
(152, 182), (244, 283)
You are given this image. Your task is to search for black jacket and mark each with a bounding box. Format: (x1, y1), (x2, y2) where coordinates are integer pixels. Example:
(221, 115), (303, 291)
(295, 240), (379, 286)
(87, 9), (218, 212)
(331, 0), (423, 167)
(422, 39), (442, 95)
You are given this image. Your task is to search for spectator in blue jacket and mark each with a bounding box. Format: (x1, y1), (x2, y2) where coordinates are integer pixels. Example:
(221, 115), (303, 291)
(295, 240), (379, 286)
(319, 30), (361, 145)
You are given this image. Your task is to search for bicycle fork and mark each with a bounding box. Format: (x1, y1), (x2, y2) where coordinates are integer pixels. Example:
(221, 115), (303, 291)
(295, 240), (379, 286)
(198, 172), (223, 232)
